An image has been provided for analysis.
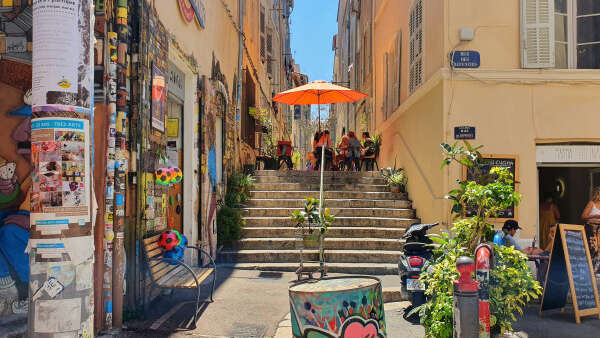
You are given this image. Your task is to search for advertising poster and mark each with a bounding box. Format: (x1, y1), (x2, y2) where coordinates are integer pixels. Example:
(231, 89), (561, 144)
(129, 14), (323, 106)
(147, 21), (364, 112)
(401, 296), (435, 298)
(152, 65), (166, 132)
(32, 0), (80, 106)
(31, 118), (91, 231)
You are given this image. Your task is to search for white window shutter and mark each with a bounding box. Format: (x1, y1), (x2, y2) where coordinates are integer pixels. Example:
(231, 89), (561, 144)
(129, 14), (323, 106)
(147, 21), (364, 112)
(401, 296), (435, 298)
(521, 0), (555, 68)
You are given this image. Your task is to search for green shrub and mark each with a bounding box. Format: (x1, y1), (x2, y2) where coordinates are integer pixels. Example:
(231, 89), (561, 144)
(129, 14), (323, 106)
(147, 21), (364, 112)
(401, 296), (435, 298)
(413, 141), (542, 337)
(217, 206), (244, 247)
(218, 172), (254, 247)
(225, 172), (254, 207)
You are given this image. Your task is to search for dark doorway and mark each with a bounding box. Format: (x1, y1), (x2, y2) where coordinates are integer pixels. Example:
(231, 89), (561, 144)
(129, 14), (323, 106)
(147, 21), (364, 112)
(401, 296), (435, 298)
(538, 166), (600, 225)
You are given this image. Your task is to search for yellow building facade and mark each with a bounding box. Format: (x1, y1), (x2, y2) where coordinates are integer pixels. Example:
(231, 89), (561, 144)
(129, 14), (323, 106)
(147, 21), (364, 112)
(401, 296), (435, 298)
(367, 0), (600, 247)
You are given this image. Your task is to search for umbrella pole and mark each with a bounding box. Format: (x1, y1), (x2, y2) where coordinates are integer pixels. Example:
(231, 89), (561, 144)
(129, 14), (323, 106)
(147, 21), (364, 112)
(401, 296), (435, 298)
(318, 99), (326, 277)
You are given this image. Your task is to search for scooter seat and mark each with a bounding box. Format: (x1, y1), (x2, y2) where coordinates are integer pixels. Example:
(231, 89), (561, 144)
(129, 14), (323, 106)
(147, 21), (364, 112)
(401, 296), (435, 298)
(403, 242), (431, 253)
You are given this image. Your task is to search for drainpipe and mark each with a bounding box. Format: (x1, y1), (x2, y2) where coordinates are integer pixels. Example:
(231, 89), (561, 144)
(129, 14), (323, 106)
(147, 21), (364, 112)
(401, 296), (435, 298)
(237, 0), (244, 170)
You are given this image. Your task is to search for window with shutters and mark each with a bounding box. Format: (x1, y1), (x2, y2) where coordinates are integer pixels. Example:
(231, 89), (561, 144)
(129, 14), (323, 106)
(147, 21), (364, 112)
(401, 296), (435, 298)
(409, 0), (423, 94)
(384, 53), (389, 118)
(521, 0), (555, 68)
(549, 0), (600, 68)
(384, 32), (402, 120)
(260, 5), (266, 60)
(267, 27), (273, 76)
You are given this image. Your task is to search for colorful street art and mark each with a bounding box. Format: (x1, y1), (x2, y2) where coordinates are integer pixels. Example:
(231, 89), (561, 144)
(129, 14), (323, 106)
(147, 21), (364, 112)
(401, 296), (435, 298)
(289, 277), (387, 338)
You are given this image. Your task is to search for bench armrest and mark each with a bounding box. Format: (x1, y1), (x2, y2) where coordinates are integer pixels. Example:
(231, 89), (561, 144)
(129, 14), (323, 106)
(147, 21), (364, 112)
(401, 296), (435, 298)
(186, 246), (216, 269)
(147, 257), (200, 287)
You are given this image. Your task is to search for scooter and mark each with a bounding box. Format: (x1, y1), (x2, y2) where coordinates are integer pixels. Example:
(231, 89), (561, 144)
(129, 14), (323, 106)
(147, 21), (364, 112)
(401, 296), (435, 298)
(398, 222), (439, 309)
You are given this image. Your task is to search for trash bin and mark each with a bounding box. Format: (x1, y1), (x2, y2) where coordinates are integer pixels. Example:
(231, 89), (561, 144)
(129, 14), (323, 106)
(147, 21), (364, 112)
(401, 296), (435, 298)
(288, 276), (386, 337)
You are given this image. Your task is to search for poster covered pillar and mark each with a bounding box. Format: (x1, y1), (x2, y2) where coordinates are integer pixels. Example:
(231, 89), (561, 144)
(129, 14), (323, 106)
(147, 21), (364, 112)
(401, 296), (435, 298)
(29, 0), (95, 336)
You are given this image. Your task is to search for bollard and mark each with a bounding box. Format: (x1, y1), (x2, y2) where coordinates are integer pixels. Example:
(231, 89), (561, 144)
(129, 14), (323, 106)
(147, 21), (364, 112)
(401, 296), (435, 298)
(475, 244), (494, 338)
(454, 256), (479, 338)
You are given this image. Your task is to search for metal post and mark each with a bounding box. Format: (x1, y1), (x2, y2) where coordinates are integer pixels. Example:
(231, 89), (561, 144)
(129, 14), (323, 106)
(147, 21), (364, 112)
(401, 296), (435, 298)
(453, 256), (479, 338)
(475, 244), (494, 338)
(29, 0), (95, 336)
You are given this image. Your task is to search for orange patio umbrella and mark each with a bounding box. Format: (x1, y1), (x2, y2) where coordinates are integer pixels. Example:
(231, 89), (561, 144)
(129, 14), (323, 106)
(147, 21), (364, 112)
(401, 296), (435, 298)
(272, 80), (367, 131)
(272, 81), (367, 277)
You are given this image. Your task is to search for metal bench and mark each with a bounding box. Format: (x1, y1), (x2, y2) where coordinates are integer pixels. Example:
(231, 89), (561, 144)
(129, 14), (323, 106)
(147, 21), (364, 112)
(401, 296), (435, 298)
(143, 234), (216, 327)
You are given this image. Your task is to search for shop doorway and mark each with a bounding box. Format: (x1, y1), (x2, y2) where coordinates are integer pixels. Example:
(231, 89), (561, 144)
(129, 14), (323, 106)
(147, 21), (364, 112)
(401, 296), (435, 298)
(538, 166), (600, 246)
(166, 96), (184, 233)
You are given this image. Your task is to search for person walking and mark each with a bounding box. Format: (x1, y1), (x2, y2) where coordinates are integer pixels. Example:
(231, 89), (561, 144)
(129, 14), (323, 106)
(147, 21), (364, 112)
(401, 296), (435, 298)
(582, 187), (600, 275)
(539, 193), (560, 249)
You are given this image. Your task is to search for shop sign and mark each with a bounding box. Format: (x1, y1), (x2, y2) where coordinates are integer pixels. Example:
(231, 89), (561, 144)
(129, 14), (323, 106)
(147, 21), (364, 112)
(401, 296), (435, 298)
(451, 51), (480, 68)
(536, 145), (600, 163)
(294, 105), (301, 120)
(454, 126), (475, 140)
(178, 0), (205, 29)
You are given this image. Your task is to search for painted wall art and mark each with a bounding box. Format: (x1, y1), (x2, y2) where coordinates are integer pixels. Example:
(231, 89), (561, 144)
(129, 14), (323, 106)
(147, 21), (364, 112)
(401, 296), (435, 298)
(289, 278), (387, 338)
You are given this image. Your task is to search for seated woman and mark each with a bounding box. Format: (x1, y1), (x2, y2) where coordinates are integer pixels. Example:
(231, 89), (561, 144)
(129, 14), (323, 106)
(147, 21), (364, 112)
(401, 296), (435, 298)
(315, 130), (333, 170)
(337, 131), (350, 170)
(347, 132), (362, 171)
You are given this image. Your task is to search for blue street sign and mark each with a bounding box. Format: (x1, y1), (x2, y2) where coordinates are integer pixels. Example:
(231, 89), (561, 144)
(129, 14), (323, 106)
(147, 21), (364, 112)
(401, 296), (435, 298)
(454, 126), (476, 140)
(294, 105), (301, 120)
(452, 51), (480, 68)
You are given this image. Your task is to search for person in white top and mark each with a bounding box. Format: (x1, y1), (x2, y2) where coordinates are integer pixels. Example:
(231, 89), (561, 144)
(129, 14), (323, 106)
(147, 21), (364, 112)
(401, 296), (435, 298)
(582, 186), (600, 275)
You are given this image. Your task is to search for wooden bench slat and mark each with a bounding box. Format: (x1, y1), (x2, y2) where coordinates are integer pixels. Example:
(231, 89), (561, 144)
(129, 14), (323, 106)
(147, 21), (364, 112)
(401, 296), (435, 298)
(145, 241), (161, 252)
(144, 234), (161, 245)
(155, 265), (186, 285)
(146, 247), (163, 259)
(165, 269), (194, 287)
(182, 268), (214, 288)
(152, 263), (179, 281)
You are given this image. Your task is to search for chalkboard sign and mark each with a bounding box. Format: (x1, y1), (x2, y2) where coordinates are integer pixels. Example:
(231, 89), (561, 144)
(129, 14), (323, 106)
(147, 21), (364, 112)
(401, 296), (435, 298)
(462, 155), (518, 220)
(540, 224), (600, 323)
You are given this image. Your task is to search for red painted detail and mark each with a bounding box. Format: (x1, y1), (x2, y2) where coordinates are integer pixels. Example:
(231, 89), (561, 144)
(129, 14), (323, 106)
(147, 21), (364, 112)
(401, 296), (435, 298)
(456, 259), (478, 292)
(409, 256), (424, 267)
(476, 247), (491, 271)
(178, 0), (195, 23)
(479, 301), (491, 337)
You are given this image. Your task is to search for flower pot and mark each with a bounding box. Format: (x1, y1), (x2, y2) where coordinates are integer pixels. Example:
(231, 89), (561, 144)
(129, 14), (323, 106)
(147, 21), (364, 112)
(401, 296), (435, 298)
(295, 228), (319, 248)
(390, 185), (401, 193)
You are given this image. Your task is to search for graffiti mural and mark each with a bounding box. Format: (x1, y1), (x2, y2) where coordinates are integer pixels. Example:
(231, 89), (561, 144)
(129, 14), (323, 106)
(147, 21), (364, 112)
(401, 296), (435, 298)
(289, 277), (387, 338)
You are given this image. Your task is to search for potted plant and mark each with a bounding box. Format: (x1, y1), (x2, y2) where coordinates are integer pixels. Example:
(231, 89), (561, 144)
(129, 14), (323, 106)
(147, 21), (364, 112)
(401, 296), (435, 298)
(381, 158), (407, 193)
(387, 172), (407, 193)
(290, 197), (335, 276)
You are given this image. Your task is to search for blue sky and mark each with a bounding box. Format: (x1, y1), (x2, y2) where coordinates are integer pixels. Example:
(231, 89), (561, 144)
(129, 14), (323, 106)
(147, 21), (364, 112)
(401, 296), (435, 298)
(290, 0), (338, 118)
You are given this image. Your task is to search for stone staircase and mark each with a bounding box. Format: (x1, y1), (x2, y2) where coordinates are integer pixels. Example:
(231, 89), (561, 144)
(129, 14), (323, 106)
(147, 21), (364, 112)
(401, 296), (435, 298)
(219, 170), (419, 275)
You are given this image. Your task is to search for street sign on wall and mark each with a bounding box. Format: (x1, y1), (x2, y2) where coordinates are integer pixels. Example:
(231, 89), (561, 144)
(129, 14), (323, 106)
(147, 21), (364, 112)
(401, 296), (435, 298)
(452, 51), (480, 68)
(454, 126), (475, 140)
(294, 105), (301, 120)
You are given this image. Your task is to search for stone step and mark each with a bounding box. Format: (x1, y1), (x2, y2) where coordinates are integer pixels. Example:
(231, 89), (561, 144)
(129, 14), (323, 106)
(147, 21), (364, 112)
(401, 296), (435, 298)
(235, 238), (402, 250)
(242, 226), (407, 239)
(250, 190), (407, 200)
(245, 198), (412, 209)
(219, 249), (400, 264)
(222, 262), (398, 275)
(252, 182), (390, 192)
(253, 175), (386, 184)
(243, 207), (415, 218)
(243, 216), (418, 228)
(253, 170), (381, 178)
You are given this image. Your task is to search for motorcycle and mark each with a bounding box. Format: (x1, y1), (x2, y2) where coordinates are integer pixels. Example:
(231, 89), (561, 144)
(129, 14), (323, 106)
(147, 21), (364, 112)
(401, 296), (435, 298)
(398, 222), (439, 311)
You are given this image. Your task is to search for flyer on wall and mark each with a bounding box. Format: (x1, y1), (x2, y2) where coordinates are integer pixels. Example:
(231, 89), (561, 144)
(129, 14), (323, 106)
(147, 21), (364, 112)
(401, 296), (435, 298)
(30, 118), (91, 233)
(32, 0), (80, 107)
(152, 65), (166, 132)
